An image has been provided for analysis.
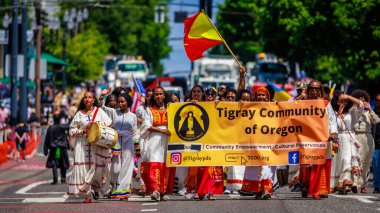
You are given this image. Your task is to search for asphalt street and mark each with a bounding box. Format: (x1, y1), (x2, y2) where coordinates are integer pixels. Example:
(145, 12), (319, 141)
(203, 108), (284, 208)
(1, 153), (380, 212)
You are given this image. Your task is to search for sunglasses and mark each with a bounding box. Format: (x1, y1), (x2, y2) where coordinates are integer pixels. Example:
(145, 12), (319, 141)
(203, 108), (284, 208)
(309, 87), (321, 91)
(218, 87), (226, 90)
(226, 95), (235, 99)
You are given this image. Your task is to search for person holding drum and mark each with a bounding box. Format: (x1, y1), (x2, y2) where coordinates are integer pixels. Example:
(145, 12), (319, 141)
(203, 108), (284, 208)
(99, 88), (139, 200)
(67, 91), (113, 203)
(140, 87), (175, 201)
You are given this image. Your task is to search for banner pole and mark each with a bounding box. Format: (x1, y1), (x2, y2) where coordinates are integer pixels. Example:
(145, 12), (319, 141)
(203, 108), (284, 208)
(202, 10), (247, 75)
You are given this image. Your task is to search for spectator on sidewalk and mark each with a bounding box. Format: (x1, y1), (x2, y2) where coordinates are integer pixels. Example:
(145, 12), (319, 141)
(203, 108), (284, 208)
(43, 122), (70, 185)
(15, 122), (29, 162)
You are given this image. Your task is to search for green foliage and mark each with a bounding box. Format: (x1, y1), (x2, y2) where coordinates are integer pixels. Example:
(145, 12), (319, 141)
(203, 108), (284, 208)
(216, 0), (380, 91)
(45, 24), (110, 82)
(88, 0), (171, 74)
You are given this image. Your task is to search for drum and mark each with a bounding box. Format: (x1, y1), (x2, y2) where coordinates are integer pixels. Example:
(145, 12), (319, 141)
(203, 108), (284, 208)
(87, 122), (118, 148)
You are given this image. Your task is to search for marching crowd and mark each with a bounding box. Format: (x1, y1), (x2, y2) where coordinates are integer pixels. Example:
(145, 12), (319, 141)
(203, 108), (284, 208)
(56, 68), (380, 203)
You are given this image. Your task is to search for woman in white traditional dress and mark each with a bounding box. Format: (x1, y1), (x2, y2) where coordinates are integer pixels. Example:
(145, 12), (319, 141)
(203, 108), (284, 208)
(224, 88), (245, 194)
(240, 87), (276, 199)
(140, 87), (174, 201)
(330, 91), (364, 195)
(67, 91), (112, 203)
(99, 89), (139, 200)
(103, 93), (120, 197)
(352, 90), (380, 193)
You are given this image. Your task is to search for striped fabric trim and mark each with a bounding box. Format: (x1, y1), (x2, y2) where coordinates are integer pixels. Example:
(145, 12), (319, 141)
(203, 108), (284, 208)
(73, 162), (94, 166)
(68, 182), (91, 186)
(227, 179), (243, 184)
(96, 153), (111, 159)
(111, 150), (121, 155)
(134, 140), (141, 154)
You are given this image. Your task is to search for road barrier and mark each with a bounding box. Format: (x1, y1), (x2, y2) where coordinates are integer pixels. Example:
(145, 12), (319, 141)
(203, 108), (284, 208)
(0, 126), (42, 165)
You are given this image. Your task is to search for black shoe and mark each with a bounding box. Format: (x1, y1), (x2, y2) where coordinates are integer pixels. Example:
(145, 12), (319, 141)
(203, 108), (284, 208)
(61, 179), (66, 184)
(239, 190), (255, 196)
(50, 181), (58, 185)
(373, 188), (380, 193)
(320, 194), (328, 198)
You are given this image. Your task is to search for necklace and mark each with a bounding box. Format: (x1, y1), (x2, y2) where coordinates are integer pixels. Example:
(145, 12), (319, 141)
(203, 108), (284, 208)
(84, 107), (93, 115)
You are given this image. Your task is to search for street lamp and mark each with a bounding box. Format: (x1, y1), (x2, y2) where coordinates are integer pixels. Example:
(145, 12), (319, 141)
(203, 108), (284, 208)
(76, 10), (82, 33)
(2, 14), (11, 78)
(69, 8), (76, 38)
(82, 8), (89, 29)
(2, 14), (11, 29)
(62, 10), (69, 94)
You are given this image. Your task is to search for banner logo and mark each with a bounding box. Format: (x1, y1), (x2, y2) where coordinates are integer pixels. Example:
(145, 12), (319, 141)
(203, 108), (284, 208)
(170, 152), (182, 164)
(288, 151), (299, 164)
(174, 103), (209, 141)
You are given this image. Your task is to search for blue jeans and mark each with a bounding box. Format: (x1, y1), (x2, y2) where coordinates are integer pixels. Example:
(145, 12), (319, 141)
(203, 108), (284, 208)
(372, 149), (380, 189)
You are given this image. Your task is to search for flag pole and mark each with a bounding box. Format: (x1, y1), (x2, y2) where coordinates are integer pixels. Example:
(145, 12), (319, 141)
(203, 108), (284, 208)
(201, 10), (246, 75)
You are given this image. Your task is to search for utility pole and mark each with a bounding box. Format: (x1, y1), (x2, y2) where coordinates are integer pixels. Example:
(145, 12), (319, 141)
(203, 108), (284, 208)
(20, 0), (28, 123)
(10, 0), (19, 126)
(35, 0), (42, 119)
(62, 21), (67, 94)
(199, 0), (213, 18)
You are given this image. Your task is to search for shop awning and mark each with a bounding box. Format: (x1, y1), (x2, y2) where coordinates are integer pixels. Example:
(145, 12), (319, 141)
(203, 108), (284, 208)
(0, 77), (36, 87)
(31, 53), (70, 66)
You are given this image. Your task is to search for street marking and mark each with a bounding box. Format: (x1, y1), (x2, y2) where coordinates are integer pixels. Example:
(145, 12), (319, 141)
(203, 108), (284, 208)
(15, 180), (51, 194)
(228, 194), (241, 199)
(22, 197), (67, 203)
(141, 209), (157, 212)
(142, 203), (158, 206)
(16, 171), (72, 195)
(128, 196), (154, 202)
(330, 194), (377, 204)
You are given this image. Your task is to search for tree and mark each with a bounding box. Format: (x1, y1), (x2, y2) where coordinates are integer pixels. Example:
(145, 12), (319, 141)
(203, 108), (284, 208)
(215, 0), (380, 93)
(45, 24), (110, 82)
(88, 0), (171, 74)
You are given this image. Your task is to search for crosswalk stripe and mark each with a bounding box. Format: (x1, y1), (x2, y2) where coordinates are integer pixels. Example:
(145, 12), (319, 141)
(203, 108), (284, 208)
(142, 203), (158, 206)
(22, 198), (67, 203)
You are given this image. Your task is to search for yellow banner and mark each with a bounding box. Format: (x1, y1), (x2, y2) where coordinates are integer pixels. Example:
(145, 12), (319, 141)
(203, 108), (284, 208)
(166, 100), (329, 166)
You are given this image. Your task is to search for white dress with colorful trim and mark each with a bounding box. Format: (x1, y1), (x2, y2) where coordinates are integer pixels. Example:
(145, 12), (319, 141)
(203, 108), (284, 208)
(68, 107), (112, 198)
(103, 106), (139, 199)
(330, 102), (364, 188)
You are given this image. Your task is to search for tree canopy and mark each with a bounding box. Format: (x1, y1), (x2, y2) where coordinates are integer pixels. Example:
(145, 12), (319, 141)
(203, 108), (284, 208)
(215, 0), (380, 92)
(1, 0), (171, 83)
(88, 0), (171, 74)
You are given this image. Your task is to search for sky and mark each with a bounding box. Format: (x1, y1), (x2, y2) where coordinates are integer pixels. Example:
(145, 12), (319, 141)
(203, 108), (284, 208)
(162, 0), (225, 75)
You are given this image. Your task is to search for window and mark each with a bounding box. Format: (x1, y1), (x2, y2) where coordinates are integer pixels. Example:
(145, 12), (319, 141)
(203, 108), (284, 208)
(118, 63), (146, 72)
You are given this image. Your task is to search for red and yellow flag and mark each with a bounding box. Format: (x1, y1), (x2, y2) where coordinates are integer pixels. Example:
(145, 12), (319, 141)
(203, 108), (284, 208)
(184, 11), (223, 61)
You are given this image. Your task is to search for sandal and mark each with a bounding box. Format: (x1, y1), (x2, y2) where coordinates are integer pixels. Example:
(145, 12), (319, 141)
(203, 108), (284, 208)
(301, 186), (308, 198)
(207, 194), (216, 200)
(360, 187), (367, 193)
(150, 190), (160, 201)
(262, 191), (271, 200)
(351, 186), (358, 194)
(160, 195), (169, 201)
(92, 192), (99, 200)
(254, 191), (263, 200)
(83, 198), (92, 203)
